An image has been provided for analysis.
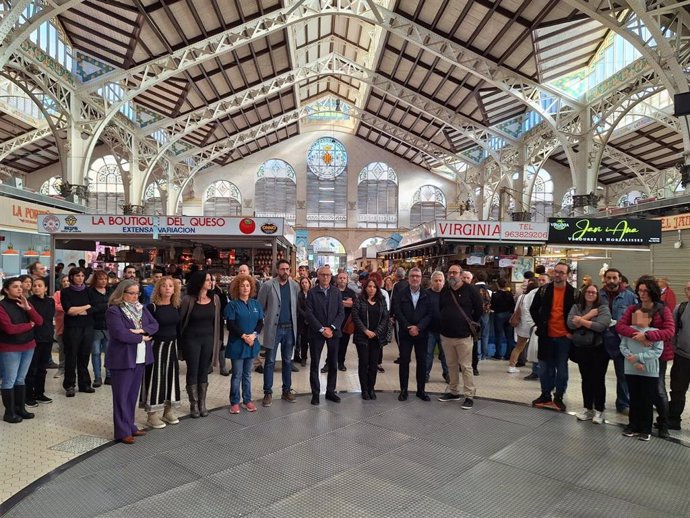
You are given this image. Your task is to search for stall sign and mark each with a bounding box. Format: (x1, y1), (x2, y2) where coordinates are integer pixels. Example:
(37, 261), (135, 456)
(658, 212), (690, 231)
(1, 200), (77, 232)
(547, 217), (661, 245)
(38, 214), (284, 237)
(436, 221), (501, 241)
(500, 222), (549, 242)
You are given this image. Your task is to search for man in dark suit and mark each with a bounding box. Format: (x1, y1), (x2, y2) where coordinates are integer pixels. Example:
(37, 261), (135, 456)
(305, 266), (344, 405)
(392, 267), (432, 401)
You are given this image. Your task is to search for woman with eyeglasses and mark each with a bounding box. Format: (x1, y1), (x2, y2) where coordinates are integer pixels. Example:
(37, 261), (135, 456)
(105, 279), (158, 444)
(567, 285), (611, 424)
(616, 276), (675, 438)
(179, 270), (221, 418)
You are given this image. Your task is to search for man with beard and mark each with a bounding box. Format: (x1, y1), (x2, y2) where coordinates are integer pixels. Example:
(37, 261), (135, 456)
(599, 268), (638, 415)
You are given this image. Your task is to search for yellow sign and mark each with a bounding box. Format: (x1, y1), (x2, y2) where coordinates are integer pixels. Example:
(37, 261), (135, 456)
(0, 200), (76, 232)
(659, 213), (690, 232)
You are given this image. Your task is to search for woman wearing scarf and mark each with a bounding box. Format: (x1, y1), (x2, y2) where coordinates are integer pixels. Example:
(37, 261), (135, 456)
(105, 279), (159, 444)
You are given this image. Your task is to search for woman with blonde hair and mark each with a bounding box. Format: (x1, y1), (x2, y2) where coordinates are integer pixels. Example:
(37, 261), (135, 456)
(224, 274), (264, 414)
(140, 276), (182, 429)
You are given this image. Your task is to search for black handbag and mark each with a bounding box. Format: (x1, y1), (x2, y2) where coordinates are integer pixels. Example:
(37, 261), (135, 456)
(571, 327), (602, 348)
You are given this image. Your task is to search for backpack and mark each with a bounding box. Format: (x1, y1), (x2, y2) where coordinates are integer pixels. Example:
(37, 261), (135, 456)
(477, 285), (491, 314)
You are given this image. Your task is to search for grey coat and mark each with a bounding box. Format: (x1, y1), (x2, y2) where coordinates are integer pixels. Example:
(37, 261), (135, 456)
(257, 277), (300, 349)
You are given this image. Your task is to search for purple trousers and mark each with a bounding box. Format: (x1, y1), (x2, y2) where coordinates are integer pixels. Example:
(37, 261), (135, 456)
(111, 364), (145, 440)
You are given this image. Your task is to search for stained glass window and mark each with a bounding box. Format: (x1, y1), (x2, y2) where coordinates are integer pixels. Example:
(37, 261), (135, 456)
(306, 137), (348, 228)
(203, 180), (241, 216)
(357, 162), (398, 229)
(255, 159), (296, 222)
(409, 185), (446, 228)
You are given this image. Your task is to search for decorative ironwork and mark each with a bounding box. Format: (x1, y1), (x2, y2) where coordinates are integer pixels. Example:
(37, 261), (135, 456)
(511, 211), (531, 222)
(122, 204), (144, 215)
(412, 185), (446, 207)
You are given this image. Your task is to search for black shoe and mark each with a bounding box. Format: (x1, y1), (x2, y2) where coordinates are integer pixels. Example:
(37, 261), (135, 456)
(515, 361), (526, 367)
(622, 426), (636, 437)
(532, 394), (551, 407)
(473, 368), (480, 376)
(491, 355), (502, 360)
(79, 386), (95, 394)
(320, 365), (328, 373)
(35, 395), (53, 404)
(311, 394), (319, 405)
(65, 387), (76, 397)
(416, 392), (431, 402)
(92, 378), (102, 388)
(524, 373), (539, 381)
(369, 390), (377, 400)
(377, 365), (385, 373)
(338, 364), (347, 372)
(361, 392), (370, 400)
(398, 390), (408, 401)
(325, 392), (341, 403)
(219, 368), (231, 376)
(438, 392), (462, 402)
(255, 365), (264, 374)
(103, 377), (112, 386)
(658, 426), (670, 439)
(553, 397), (566, 412)
(291, 364), (300, 373)
(393, 358), (400, 364)
(669, 420), (681, 431)
(443, 373), (450, 383)
(25, 399), (38, 408)
(461, 398), (474, 410)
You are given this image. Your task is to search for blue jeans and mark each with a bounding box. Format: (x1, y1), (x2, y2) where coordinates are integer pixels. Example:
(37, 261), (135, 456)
(0, 350), (34, 389)
(91, 329), (109, 380)
(230, 357), (253, 405)
(538, 336), (571, 397)
(263, 326), (295, 394)
(426, 331), (448, 378)
(479, 313), (491, 359)
(493, 312), (515, 359)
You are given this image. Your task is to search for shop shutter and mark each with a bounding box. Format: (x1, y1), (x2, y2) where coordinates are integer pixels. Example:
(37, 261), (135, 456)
(607, 249), (652, 286)
(651, 228), (690, 295)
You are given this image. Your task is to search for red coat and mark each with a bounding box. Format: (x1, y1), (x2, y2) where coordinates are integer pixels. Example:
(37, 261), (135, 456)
(616, 303), (675, 362)
(661, 287), (677, 312)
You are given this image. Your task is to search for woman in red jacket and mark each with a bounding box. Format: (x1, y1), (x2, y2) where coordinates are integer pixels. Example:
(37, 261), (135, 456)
(0, 277), (44, 423)
(616, 276), (675, 438)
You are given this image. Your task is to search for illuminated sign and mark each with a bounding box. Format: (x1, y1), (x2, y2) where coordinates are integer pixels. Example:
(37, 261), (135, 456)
(547, 218), (662, 245)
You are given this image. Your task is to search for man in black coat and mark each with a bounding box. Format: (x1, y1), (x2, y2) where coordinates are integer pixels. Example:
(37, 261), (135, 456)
(305, 266), (344, 405)
(529, 262), (576, 412)
(392, 267), (432, 401)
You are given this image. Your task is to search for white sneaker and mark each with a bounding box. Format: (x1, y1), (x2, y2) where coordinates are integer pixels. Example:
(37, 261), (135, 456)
(592, 411), (604, 424)
(506, 366), (520, 374)
(576, 409), (595, 421)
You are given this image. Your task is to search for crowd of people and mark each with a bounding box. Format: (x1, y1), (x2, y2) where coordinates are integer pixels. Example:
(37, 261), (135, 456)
(0, 258), (688, 445)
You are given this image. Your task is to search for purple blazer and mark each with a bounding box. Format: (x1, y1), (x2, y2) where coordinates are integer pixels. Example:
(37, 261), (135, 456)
(104, 305), (159, 370)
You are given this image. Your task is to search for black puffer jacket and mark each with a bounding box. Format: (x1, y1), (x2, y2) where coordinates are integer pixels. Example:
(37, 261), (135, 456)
(351, 296), (389, 347)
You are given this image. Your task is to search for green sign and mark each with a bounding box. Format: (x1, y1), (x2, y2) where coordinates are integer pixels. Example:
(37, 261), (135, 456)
(547, 218), (662, 245)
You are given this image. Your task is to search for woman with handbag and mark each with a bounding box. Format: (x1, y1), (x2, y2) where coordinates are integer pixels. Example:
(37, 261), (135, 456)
(490, 278), (515, 360)
(507, 279), (539, 373)
(352, 279), (389, 400)
(567, 285), (612, 424)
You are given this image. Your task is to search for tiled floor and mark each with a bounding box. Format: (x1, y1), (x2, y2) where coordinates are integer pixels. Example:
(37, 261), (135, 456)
(1, 342), (688, 506)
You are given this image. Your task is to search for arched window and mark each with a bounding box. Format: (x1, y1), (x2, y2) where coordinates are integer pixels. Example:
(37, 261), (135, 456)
(528, 169), (554, 222)
(409, 185), (446, 228)
(357, 162), (398, 229)
(39, 176), (62, 196)
(310, 236), (346, 269)
(87, 155), (126, 214)
(306, 137), (348, 228)
(203, 180), (241, 216)
(143, 182), (164, 215)
(255, 159), (296, 223)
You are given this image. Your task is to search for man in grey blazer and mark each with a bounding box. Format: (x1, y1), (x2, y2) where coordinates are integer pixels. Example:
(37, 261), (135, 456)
(257, 259), (300, 407)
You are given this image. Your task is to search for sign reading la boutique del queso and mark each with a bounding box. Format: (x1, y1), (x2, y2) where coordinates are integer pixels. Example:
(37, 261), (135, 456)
(547, 217), (662, 245)
(37, 214), (284, 237)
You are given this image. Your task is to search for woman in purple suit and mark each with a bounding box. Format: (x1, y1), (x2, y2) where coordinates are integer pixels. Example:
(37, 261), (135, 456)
(105, 279), (159, 444)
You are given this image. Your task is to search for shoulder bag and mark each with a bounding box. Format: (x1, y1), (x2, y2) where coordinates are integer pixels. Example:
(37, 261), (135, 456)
(450, 290), (481, 340)
(509, 295), (523, 327)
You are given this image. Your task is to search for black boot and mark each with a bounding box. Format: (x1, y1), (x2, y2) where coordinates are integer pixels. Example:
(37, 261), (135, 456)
(187, 385), (200, 418)
(2, 388), (22, 423)
(14, 385), (35, 419)
(198, 383), (209, 417)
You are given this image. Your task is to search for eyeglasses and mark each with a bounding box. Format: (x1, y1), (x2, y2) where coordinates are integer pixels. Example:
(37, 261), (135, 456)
(585, 290), (598, 295)
(448, 270), (461, 275)
(125, 290), (139, 295)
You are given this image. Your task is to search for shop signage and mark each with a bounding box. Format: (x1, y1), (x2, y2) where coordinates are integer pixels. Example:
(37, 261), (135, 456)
(0, 200), (77, 232)
(38, 214), (284, 237)
(658, 212), (690, 232)
(547, 217), (662, 245)
(434, 221), (549, 243)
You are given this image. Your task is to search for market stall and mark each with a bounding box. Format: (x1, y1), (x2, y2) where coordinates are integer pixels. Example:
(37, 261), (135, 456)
(37, 214), (294, 292)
